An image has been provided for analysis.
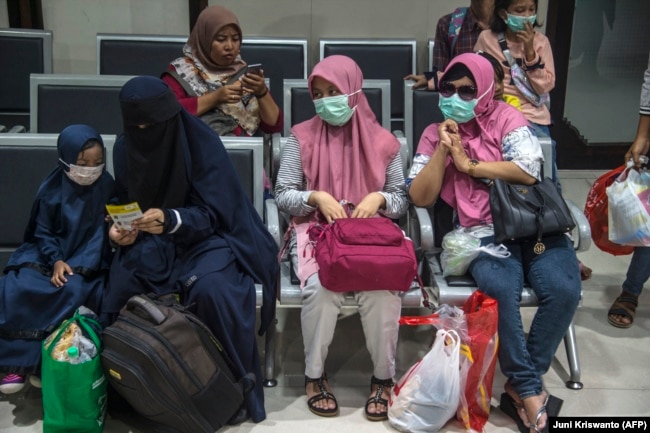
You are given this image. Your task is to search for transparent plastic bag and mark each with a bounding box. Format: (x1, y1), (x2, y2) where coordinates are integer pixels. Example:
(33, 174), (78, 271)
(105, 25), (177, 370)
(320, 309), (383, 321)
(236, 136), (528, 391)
(44, 306), (99, 363)
(389, 329), (461, 433)
(607, 158), (650, 247)
(441, 228), (511, 276)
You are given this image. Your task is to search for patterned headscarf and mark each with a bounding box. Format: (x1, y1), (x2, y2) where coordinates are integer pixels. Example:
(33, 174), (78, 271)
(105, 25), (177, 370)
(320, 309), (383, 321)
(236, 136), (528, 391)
(171, 5), (260, 135)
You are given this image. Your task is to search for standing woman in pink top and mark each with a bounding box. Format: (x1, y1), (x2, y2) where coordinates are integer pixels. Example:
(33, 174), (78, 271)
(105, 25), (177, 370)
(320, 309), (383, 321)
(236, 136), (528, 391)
(274, 55), (408, 421)
(473, 0), (558, 185)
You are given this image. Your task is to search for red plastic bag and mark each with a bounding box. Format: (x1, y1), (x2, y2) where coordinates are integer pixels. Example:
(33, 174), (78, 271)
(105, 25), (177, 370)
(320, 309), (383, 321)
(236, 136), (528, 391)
(459, 292), (499, 432)
(584, 165), (635, 255)
(398, 291), (499, 432)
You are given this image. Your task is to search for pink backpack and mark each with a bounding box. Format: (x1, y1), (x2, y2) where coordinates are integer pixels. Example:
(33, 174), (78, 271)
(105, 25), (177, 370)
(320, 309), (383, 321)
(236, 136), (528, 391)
(308, 217), (418, 292)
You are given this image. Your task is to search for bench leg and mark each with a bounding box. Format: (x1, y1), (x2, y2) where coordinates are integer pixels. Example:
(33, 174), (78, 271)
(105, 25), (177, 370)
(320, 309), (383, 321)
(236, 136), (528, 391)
(263, 318), (278, 387)
(563, 321), (583, 390)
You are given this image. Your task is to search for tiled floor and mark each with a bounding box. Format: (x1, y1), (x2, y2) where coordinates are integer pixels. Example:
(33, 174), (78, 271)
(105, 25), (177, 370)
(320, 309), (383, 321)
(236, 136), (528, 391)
(2, 170), (649, 433)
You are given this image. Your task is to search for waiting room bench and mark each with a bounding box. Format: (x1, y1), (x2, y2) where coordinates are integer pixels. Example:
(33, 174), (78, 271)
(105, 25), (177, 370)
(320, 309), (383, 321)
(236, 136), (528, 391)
(0, 133), (281, 385)
(0, 28), (52, 130)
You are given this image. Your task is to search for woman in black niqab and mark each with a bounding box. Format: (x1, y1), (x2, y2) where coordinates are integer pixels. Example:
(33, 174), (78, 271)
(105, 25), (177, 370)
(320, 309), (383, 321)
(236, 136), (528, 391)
(105, 76), (278, 423)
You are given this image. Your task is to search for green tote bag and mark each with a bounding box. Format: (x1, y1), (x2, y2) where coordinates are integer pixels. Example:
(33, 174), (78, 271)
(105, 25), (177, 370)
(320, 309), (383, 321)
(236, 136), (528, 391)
(41, 311), (107, 433)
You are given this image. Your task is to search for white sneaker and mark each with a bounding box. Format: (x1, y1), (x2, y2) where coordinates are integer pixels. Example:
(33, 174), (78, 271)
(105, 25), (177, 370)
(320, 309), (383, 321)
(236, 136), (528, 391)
(0, 374), (26, 394)
(29, 375), (42, 389)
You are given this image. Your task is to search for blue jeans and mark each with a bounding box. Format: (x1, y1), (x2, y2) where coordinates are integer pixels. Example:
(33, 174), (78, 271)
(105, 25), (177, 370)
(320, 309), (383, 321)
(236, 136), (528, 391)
(529, 122), (561, 193)
(469, 234), (581, 398)
(622, 247), (650, 296)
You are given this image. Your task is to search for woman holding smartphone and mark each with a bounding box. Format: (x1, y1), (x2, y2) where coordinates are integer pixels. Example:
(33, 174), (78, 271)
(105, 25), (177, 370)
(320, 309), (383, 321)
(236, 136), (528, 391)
(162, 5), (283, 137)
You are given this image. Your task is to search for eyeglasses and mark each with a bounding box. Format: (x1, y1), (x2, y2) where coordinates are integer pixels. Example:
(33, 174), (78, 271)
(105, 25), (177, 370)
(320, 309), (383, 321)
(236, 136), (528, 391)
(439, 81), (478, 101)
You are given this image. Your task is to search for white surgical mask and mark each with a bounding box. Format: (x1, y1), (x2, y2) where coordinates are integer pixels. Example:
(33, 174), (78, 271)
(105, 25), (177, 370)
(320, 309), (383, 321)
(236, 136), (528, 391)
(60, 159), (104, 186)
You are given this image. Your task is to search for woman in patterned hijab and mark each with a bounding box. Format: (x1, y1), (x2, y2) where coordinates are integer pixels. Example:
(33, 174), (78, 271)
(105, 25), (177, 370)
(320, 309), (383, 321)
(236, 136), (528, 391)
(162, 5), (283, 137)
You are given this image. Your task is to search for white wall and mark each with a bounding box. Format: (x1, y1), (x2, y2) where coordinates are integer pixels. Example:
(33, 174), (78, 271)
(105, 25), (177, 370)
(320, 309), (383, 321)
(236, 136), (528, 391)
(3, 0), (548, 74)
(41, 0), (188, 73)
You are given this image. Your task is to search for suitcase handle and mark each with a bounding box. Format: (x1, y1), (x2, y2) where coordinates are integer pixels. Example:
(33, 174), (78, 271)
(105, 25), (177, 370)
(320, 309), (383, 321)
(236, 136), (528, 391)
(127, 296), (166, 325)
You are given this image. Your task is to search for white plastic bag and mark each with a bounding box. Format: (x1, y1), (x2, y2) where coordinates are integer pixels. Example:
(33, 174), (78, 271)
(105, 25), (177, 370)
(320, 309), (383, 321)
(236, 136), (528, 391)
(607, 159), (650, 247)
(441, 228), (511, 276)
(388, 329), (461, 433)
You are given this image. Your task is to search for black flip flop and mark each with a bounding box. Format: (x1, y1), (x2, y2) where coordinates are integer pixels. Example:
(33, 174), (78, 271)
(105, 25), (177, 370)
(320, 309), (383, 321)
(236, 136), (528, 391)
(500, 392), (530, 433)
(500, 392), (563, 433)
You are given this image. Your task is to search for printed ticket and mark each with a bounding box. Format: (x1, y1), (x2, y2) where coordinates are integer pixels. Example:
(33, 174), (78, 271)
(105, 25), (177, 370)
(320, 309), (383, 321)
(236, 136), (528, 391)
(105, 202), (143, 231)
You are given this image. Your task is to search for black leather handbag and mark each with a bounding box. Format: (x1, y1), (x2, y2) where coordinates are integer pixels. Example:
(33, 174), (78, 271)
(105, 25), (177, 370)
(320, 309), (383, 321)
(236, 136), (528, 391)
(489, 177), (575, 254)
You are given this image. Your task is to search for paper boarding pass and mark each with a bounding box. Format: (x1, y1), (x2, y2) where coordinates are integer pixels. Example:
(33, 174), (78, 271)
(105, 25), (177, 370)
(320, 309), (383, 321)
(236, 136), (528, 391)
(105, 202), (143, 231)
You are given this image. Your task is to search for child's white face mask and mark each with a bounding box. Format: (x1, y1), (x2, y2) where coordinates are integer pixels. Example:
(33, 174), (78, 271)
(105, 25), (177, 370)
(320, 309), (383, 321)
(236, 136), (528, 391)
(59, 159), (104, 186)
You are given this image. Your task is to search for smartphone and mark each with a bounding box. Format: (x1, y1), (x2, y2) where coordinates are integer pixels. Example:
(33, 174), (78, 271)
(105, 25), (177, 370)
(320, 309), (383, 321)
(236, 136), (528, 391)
(247, 63), (263, 75)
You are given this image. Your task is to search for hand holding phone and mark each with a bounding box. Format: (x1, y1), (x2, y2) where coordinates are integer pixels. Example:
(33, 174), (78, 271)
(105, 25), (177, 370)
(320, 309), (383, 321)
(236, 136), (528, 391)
(247, 63), (263, 76)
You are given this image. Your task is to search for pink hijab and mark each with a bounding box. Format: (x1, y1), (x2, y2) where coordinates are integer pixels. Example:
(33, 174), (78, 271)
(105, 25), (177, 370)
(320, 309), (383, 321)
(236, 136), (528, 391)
(291, 55), (400, 206)
(416, 53), (530, 227)
(290, 55), (400, 287)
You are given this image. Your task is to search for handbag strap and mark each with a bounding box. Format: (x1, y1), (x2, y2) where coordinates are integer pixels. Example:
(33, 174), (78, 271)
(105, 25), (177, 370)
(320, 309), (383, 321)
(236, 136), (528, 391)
(75, 314), (103, 351)
(497, 33), (549, 108)
(165, 69), (198, 97)
(497, 33), (518, 69)
(530, 183), (549, 254)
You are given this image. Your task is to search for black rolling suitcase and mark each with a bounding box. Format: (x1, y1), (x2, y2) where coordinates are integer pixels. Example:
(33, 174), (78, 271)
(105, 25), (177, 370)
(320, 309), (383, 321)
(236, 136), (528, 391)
(101, 294), (252, 433)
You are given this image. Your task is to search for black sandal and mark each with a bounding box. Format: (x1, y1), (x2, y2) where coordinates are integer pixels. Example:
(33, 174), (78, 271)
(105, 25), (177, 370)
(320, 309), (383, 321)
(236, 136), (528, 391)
(365, 376), (394, 422)
(608, 293), (638, 329)
(305, 374), (339, 417)
(500, 392), (531, 433)
(500, 390), (563, 433)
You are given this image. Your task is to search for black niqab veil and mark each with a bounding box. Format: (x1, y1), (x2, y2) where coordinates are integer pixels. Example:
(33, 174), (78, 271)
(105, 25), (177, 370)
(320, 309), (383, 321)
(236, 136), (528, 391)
(115, 76), (278, 336)
(119, 79), (189, 211)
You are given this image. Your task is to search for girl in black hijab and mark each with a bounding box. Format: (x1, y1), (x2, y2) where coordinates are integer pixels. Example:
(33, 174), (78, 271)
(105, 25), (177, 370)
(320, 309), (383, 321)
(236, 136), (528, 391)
(1, 125), (114, 393)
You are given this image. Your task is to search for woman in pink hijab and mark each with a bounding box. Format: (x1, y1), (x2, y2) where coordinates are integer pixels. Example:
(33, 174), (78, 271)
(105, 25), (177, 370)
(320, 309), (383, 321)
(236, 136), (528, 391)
(274, 55), (408, 421)
(408, 53), (580, 433)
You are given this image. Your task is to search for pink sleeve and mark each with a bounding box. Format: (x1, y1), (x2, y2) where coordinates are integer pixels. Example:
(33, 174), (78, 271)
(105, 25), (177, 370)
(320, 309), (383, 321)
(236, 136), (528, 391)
(416, 123), (441, 156)
(525, 34), (555, 94)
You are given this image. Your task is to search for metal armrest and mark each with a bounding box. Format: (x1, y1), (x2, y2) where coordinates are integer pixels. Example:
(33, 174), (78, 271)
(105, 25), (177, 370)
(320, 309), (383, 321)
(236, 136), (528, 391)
(264, 132), (281, 186)
(566, 199), (591, 253)
(265, 198), (282, 249)
(270, 132), (282, 186)
(410, 206), (434, 254)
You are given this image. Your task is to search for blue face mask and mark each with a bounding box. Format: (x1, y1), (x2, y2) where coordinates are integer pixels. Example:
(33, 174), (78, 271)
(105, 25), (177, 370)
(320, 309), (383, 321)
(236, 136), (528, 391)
(438, 94), (479, 123)
(505, 13), (536, 32)
(313, 90), (361, 126)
